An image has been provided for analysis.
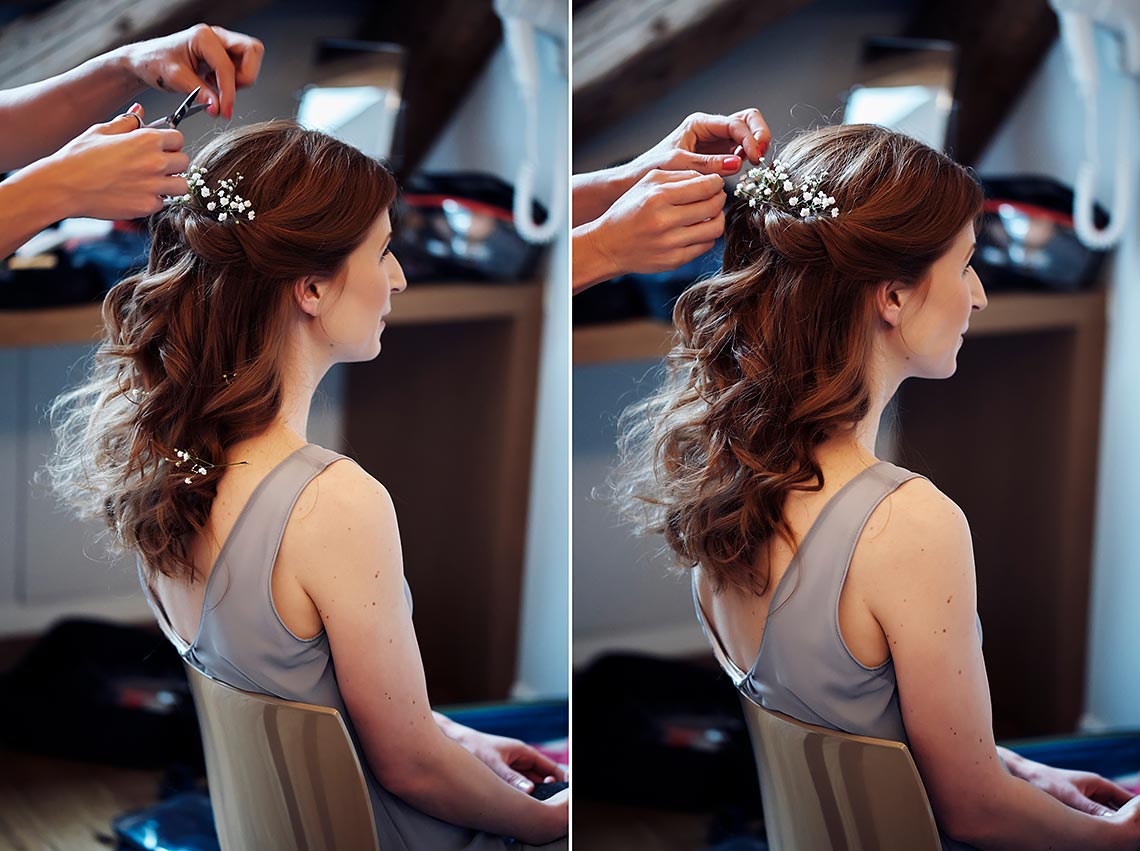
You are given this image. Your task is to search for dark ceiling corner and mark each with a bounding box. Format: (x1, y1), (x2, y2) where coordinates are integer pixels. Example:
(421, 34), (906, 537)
(355, 0), (502, 178)
(905, 0), (1059, 166)
(573, 0), (810, 144)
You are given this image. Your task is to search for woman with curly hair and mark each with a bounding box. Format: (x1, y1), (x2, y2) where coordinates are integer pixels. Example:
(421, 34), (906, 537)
(47, 120), (567, 849)
(614, 123), (1140, 850)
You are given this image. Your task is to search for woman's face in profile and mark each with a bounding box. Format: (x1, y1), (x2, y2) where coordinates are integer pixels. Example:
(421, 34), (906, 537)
(899, 222), (988, 379)
(321, 210), (407, 363)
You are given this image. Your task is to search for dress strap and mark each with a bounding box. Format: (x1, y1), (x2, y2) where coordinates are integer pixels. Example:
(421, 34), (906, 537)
(691, 572), (747, 687)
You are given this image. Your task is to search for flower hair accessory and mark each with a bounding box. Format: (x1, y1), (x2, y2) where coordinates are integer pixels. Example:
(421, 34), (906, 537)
(735, 158), (840, 219)
(167, 448), (249, 485)
(170, 167), (256, 223)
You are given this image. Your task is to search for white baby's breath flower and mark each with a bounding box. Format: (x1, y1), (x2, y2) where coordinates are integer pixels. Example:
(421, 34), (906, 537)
(788, 195), (799, 205)
(801, 208), (810, 217)
(218, 212), (227, 222)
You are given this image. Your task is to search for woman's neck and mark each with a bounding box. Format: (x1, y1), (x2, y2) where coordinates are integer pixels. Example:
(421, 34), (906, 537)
(276, 336), (333, 441)
(819, 347), (905, 465)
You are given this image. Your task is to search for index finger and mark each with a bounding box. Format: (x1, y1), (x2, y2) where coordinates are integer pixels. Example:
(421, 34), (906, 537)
(659, 172), (725, 205)
(152, 128), (185, 152)
(191, 26), (238, 118)
(512, 747), (565, 782)
(210, 25), (265, 89)
(732, 107), (771, 162)
(1089, 777), (1136, 807)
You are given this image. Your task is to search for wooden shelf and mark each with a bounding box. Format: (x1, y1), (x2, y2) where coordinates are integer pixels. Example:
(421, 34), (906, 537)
(0, 283), (538, 349)
(573, 290), (1107, 364)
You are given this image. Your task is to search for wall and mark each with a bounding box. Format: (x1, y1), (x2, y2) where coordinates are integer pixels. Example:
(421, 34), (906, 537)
(977, 31), (1140, 731)
(421, 34), (570, 699)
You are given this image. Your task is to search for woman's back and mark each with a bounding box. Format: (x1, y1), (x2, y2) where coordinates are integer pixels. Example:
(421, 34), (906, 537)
(693, 459), (921, 743)
(141, 443), (517, 850)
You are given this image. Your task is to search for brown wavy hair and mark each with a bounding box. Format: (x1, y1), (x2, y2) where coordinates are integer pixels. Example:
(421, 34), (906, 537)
(614, 124), (983, 595)
(47, 120), (397, 583)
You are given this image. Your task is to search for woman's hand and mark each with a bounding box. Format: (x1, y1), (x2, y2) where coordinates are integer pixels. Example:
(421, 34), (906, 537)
(119, 24), (265, 119)
(573, 169), (725, 292)
(1003, 750), (1135, 817)
(446, 726), (566, 793)
(36, 107), (189, 220)
(632, 108), (771, 175)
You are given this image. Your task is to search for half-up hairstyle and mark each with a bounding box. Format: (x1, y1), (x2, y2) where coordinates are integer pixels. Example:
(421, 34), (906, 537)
(614, 124), (983, 595)
(48, 120), (397, 582)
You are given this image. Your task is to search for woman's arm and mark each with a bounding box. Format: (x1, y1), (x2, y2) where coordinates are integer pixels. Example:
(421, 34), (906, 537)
(862, 478), (1140, 851)
(434, 712), (565, 793)
(572, 109), (769, 229)
(0, 25), (263, 171)
(288, 462), (566, 845)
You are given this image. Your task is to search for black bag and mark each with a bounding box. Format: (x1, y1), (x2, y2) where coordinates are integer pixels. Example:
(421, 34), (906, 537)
(0, 618), (203, 769)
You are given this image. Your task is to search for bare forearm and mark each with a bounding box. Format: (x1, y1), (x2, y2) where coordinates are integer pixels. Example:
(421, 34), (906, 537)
(572, 165), (635, 226)
(0, 48), (143, 170)
(571, 223), (619, 294)
(377, 735), (560, 843)
(944, 772), (1129, 851)
(0, 163), (72, 258)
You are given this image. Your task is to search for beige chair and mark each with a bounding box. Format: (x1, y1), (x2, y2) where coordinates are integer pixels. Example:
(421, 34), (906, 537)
(184, 661), (380, 851)
(739, 695), (942, 851)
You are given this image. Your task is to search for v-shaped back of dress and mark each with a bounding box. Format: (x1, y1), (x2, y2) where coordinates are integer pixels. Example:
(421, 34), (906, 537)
(137, 444), (519, 850)
(693, 461), (921, 745)
(139, 444), (358, 703)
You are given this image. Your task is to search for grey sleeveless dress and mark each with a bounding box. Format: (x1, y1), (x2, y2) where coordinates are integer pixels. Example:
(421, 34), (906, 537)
(139, 444), (563, 850)
(692, 461), (978, 851)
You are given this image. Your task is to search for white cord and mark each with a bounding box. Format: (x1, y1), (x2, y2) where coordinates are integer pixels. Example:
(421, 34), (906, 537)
(500, 14), (565, 245)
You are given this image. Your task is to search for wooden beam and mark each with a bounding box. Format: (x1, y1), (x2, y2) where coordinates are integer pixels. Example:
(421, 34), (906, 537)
(0, 0), (269, 89)
(573, 0), (809, 143)
(353, 0), (502, 178)
(904, 0), (1058, 165)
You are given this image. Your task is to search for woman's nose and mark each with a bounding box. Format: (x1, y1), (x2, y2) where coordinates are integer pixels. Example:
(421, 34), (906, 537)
(389, 255), (408, 294)
(972, 275), (987, 311)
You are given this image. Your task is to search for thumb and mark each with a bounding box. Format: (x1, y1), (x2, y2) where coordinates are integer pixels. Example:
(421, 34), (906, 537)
(101, 104), (144, 134)
(1079, 796), (1115, 817)
(678, 151), (743, 175)
(504, 770), (534, 793)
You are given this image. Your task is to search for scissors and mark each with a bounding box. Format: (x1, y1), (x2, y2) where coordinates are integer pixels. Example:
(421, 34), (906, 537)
(146, 85), (210, 129)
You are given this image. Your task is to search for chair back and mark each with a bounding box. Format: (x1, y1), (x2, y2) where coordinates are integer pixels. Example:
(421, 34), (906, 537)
(184, 661), (380, 851)
(739, 695), (942, 851)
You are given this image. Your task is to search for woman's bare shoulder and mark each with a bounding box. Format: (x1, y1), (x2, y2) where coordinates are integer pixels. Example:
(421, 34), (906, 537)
(281, 453), (401, 580)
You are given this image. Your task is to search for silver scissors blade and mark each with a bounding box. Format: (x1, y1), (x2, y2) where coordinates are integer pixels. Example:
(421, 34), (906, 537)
(145, 86), (209, 129)
(168, 85), (207, 128)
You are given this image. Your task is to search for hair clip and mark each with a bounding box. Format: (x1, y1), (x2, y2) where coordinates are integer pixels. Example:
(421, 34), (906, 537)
(169, 167), (256, 223)
(167, 448), (249, 485)
(735, 158), (840, 219)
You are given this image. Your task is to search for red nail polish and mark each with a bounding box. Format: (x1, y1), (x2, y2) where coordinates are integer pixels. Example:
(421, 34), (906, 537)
(723, 155), (742, 170)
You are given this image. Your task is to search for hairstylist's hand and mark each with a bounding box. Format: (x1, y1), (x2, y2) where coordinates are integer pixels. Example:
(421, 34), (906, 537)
(631, 108), (771, 179)
(458, 730), (566, 793)
(36, 106), (189, 220)
(574, 169), (726, 291)
(119, 24), (265, 119)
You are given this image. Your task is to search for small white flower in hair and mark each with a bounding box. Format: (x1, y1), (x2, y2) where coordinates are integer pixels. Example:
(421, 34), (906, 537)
(218, 212), (227, 222)
(783, 180), (793, 191)
(248, 211), (255, 220)
(788, 195), (799, 206)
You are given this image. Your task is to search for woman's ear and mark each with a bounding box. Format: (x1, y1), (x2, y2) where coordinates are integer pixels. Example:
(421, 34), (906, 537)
(293, 276), (326, 318)
(876, 279), (908, 328)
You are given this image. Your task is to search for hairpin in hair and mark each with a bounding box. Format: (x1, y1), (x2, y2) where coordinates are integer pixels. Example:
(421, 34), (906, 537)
(167, 448), (249, 485)
(169, 167), (256, 223)
(735, 158), (840, 219)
